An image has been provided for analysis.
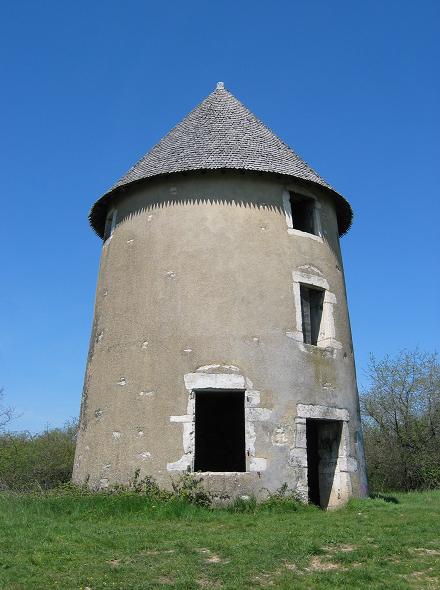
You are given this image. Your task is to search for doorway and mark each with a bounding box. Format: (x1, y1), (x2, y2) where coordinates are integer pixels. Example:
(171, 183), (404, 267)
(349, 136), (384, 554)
(306, 419), (342, 508)
(194, 389), (246, 472)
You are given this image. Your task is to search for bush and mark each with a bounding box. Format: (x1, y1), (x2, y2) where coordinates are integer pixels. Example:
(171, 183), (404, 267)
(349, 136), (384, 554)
(0, 420), (77, 491)
(361, 350), (440, 492)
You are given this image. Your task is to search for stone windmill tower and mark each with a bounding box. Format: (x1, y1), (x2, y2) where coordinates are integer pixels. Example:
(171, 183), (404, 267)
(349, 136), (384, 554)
(73, 83), (367, 508)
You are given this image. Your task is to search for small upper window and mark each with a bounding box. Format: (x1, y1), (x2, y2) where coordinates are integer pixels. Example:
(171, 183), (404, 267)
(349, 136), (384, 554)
(289, 193), (318, 236)
(103, 209), (117, 242)
(300, 285), (324, 345)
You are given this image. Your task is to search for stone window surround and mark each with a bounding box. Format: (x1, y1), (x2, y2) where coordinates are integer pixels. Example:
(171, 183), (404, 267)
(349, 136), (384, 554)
(167, 371), (271, 474)
(282, 189), (323, 242)
(287, 268), (342, 350)
(290, 403), (355, 502)
(103, 208), (117, 244)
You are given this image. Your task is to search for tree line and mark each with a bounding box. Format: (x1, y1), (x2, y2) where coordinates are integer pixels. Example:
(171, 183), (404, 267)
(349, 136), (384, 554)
(361, 350), (440, 491)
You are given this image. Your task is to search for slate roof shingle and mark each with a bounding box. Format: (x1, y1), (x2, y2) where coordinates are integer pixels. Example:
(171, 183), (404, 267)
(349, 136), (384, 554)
(90, 83), (352, 236)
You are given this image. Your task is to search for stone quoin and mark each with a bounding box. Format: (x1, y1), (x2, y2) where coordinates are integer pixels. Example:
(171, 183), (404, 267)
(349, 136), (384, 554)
(73, 83), (368, 508)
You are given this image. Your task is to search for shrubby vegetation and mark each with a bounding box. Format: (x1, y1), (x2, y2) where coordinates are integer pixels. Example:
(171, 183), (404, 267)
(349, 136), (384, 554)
(27, 471), (304, 512)
(0, 420), (77, 491)
(361, 350), (440, 492)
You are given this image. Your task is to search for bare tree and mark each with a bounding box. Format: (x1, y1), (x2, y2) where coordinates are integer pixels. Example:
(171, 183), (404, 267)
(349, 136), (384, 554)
(0, 389), (16, 431)
(361, 350), (440, 491)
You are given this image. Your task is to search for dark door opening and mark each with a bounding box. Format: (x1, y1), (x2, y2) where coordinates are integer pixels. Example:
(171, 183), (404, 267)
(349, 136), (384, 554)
(306, 419), (342, 508)
(194, 389), (246, 472)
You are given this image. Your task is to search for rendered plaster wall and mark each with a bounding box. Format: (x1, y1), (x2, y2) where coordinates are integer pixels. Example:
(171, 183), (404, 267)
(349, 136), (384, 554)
(73, 170), (367, 501)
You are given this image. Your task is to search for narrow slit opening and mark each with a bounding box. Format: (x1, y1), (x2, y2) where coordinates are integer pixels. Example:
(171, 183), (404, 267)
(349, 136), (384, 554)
(300, 285), (324, 345)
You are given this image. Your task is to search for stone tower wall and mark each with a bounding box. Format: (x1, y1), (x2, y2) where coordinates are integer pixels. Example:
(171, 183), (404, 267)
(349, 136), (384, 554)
(73, 171), (367, 504)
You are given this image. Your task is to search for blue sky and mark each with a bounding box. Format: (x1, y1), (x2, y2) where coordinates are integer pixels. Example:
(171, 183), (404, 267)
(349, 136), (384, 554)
(1, 1), (439, 432)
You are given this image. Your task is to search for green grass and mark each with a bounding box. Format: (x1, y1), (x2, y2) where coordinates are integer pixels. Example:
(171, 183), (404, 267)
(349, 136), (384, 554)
(1, 490), (440, 589)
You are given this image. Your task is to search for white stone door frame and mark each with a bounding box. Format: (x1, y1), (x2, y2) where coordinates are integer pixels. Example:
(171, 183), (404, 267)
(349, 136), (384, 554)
(167, 370), (271, 474)
(290, 403), (354, 506)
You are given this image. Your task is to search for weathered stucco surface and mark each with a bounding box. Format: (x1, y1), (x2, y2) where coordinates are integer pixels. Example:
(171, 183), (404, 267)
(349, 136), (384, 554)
(73, 170), (368, 504)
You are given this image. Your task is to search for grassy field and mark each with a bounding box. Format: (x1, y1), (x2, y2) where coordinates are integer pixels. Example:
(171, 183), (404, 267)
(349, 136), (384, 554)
(1, 490), (440, 589)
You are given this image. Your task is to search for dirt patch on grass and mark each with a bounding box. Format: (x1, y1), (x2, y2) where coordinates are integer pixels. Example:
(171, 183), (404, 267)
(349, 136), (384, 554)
(253, 563), (300, 586)
(402, 568), (439, 588)
(260, 556), (345, 578)
(306, 556), (340, 572)
(144, 549), (175, 556)
(197, 548), (230, 564)
(197, 577), (223, 588)
(323, 544), (357, 553)
(253, 572), (276, 587)
(412, 548), (440, 556)
(206, 555), (223, 564)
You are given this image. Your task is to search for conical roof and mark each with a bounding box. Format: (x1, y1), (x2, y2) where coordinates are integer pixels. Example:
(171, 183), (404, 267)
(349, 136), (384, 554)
(90, 83), (352, 236)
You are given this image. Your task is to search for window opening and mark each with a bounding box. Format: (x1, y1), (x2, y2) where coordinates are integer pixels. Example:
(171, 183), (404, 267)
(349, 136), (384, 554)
(289, 193), (317, 235)
(306, 419), (342, 509)
(300, 285), (324, 345)
(103, 209), (117, 241)
(194, 389), (246, 472)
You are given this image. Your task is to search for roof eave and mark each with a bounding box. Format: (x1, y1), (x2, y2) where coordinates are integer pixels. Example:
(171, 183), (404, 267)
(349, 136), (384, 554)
(89, 169), (353, 238)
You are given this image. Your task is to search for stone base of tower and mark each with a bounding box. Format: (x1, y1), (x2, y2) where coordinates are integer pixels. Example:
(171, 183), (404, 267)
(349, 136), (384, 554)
(73, 363), (367, 509)
(72, 460), (366, 509)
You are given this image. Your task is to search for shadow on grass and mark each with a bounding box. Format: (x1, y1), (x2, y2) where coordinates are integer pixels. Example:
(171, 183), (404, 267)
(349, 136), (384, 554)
(369, 493), (399, 504)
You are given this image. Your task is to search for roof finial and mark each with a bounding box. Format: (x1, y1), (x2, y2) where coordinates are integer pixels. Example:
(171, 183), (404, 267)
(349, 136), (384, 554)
(216, 81), (225, 90)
